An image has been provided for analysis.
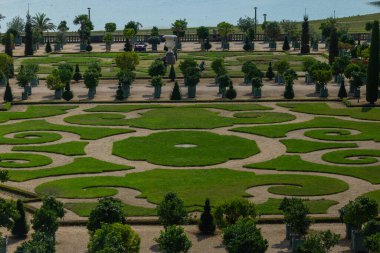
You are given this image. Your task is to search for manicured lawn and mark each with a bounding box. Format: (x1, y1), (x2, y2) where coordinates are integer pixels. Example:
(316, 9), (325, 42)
(279, 102), (380, 121)
(5, 132), (62, 145)
(232, 117), (380, 142)
(322, 149), (380, 165)
(0, 153), (52, 168)
(280, 139), (358, 153)
(113, 131), (260, 166)
(12, 141), (88, 156)
(8, 157), (132, 182)
(35, 169), (348, 208)
(85, 103), (272, 113)
(64, 198), (338, 217)
(363, 190), (380, 206)
(0, 106), (76, 123)
(246, 155), (380, 184)
(0, 120), (132, 144)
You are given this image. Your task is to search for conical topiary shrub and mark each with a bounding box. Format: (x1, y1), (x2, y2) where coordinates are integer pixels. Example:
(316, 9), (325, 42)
(169, 65), (176, 82)
(45, 41), (52, 53)
(12, 199), (29, 238)
(62, 83), (74, 101)
(3, 81), (13, 102)
(73, 64), (82, 83)
(199, 199), (216, 235)
(225, 85), (237, 100)
(266, 62), (275, 80)
(283, 36), (290, 51)
(170, 81), (182, 100)
(338, 80), (348, 99)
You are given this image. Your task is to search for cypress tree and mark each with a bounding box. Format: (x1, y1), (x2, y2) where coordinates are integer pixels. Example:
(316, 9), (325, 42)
(329, 27), (339, 65)
(226, 84), (237, 99)
(170, 81), (182, 100)
(4, 32), (13, 57)
(367, 20), (380, 104)
(169, 65), (176, 82)
(266, 62), (275, 80)
(3, 81), (14, 102)
(45, 41), (52, 53)
(73, 64), (82, 82)
(301, 16), (310, 54)
(282, 36), (290, 51)
(12, 200), (29, 238)
(338, 79), (348, 99)
(199, 199), (216, 235)
(24, 12), (34, 56)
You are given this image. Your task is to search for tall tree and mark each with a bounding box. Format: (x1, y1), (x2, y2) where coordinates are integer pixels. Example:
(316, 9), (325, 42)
(366, 20), (379, 104)
(7, 16), (25, 34)
(171, 19), (188, 48)
(328, 27), (339, 64)
(24, 12), (34, 56)
(31, 13), (56, 42)
(301, 16), (310, 54)
(73, 14), (93, 45)
(0, 14), (4, 30)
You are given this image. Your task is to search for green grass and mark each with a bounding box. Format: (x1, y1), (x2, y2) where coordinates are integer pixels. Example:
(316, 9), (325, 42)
(322, 149), (380, 165)
(85, 103), (272, 113)
(246, 155), (380, 184)
(12, 141), (88, 156)
(113, 131), (260, 166)
(0, 120), (132, 144)
(66, 108), (291, 129)
(280, 139), (358, 153)
(8, 157), (132, 182)
(0, 102), (11, 111)
(363, 190), (380, 206)
(35, 169), (348, 208)
(232, 117), (380, 142)
(0, 153), (52, 168)
(279, 103), (380, 121)
(6, 132), (63, 145)
(64, 198), (337, 217)
(0, 106), (76, 123)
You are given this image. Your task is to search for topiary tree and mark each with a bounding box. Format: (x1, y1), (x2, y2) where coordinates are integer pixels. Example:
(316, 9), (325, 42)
(341, 196), (378, 231)
(214, 199), (256, 228)
(41, 196), (65, 219)
(87, 197), (127, 233)
(297, 230), (340, 253)
(115, 52), (139, 71)
(169, 65), (176, 81)
(338, 79), (348, 99)
(223, 218), (268, 253)
(329, 27), (339, 64)
(282, 36), (290, 51)
(3, 30), (13, 57)
(15, 231), (55, 253)
(171, 19), (188, 49)
(366, 20), (379, 104)
(149, 60), (167, 77)
(155, 225), (192, 253)
(3, 81), (13, 102)
(73, 64), (82, 82)
(266, 62), (275, 80)
(365, 233), (380, 253)
(284, 69), (298, 99)
(157, 192), (188, 228)
(211, 58), (227, 84)
(11, 199), (29, 238)
(0, 198), (18, 231)
(88, 223), (140, 253)
(32, 208), (59, 236)
(199, 199), (216, 235)
(24, 12), (33, 56)
(301, 16), (310, 54)
(45, 41), (52, 53)
(196, 26), (210, 51)
(312, 67), (333, 98)
(226, 84), (237, 100)
(281, 198), (312, 239)
(217, 21), (234, 50)
(73, 14), (93, 48)
(170, 81), (182, 100)
(243, 36), (253, 51)
(242, 61), (262, 84)
(265, 22), (281, 43)
(274, 59), (290, 84)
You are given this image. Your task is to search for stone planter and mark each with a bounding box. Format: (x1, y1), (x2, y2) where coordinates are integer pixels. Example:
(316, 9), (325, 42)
(220, 87), (226, 98)
(54, 44), (62, 52)
(345, 224), (353, 240)
(269, 42), (277, 51)
(80, 44), (87, 51)
(188, 85), (196, 98)
(351, 230), (368, 253)
(31, 78), (39, 87)
(244, 76), (251, 85)
(25, 85), (32, 96)
(152, 44), (158, 52)
(275, 75), (284, 85)
(320, 86), (329, 98)
(285, 225), (292, 240)
(315, 83), (321, 93)
(354, 88), (361, 99)
(21, 92), (28, 100)
(14, 37), (22, 46)
(105, 44), (111, 52)
(222, 42), (230, 50)
(153, 86), (161, 99)
(88, 87), (95, 99)
(122, 84), (130, 98)
(291, 237), (305, 253)
(253, 87), (262, 98)
(293, 41), (300, 50)
(176, 41), (182, 50)
(54, 89), (63, 99)
(305, 74), (314, 84)
(349, 84), (356, 94)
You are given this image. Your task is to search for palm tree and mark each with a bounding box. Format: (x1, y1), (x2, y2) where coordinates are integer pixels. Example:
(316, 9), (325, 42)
(31, 13), (56, 44)
(217, 22), (234, 49)
(171, 19), (188, 48)
(73, 14), (93, 45)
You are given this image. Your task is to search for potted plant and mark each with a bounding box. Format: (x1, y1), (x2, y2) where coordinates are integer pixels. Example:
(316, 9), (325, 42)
(196, 26), (210, 51)
(73, 15), (93, 51)
(185, 67), (201, 98)
(117, 69), (135, 98)
(148, 60), (166, 78)
(242, 61), (262, 85)
(16, 64), (38, 99)
(310, 62), (331, 95)
(312, 68), (332, 98)
(83, 69), (100, 99)
(148, 36), (161, 52)
(171, 19), (187, 50)
(302, 58), (317, 84)
(340, 196), (378, 252)
(46, 70), (65, 99)
(150, 76), (164, 99)
(344, 63), (362, 94)
(350, 71), (366, 99)
(211, 58), (227, 85)
(217, 22), (234, 50)
(274, 60), (290, 84)
(284, 69), (298, 99)
(179, 59), (198, 86)
(251, 77), (262, 98)
(332, 56), (350, 84)
(217, 74), (232, 98)
(265, 22), (281, 50)
(103, 33), (113, 52)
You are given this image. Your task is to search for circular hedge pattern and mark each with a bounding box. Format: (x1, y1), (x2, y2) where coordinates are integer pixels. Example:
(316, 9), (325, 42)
(322, 149), (380, 165)
(233, 112), (296, 123)
(304, 129), (362, 141)
(0, 153), (53, 168)
(65, 113), (128, 126)
(113, 131), (260, 166)
(3, 132), (62, 145)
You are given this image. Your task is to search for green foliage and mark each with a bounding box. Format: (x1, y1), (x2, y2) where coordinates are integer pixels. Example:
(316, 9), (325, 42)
(115, 52), (139, 71)
(199, 198), (216, 235)
(332, 56), (350, 75)
(0, 53), (13, 78)
(283, 36), (290, 51)
(0, 198), (18, 230)
(87, 197), (127, 233)
(157, 192), (188, 228)
(12, 200), (30, 238)
(149, 60), (166, 77)
(266, 62), (275, 80)
(366, 20), (379, 104)
(170, 81), (182, 100)
(303, 58), (318, 73)
(3, 81), (13, 102)
(265, 22), (281, 41)
(46, 71), (64, 91)
(73, 14), (93, 44)
(301, 16), (310, 54)
(0, 171), (8, 183)
(223, 218), (268, 253)
(104, 22), (117, 33)
(179, 59), (198, 77)
(45, 41), (52, 53)
(196, 26), (209, 40)
(88, 223), (140, 253)
(329, 27), (339, 64)
(150, 75), (165, 87)
(155, 225), (192, 253)
(83, 67), (100, 89)
(117, 69), (136, 86)
(340, 196), (378, 230)
(32, 208), (59, 235)
(24, 14), (34, 56)
(226, 84), (237, 99)
(73, 64), (82, 82)
(214, 199), (256, 228)
(365, 233), (380, 253)
(211, 58), (227, 77)
(171, 19), (188, 39)
(15, 231), (55, 253)
(298, 230), (340, 253)
(274, 59), (290, 75)
(338, 80), (348, 99)
(16, 64), (39, 87)
(284, 69), (298, 85)
(41, 196), (65, 218)
(281, 198), (312, 237)
(242, 61), (262, 80)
